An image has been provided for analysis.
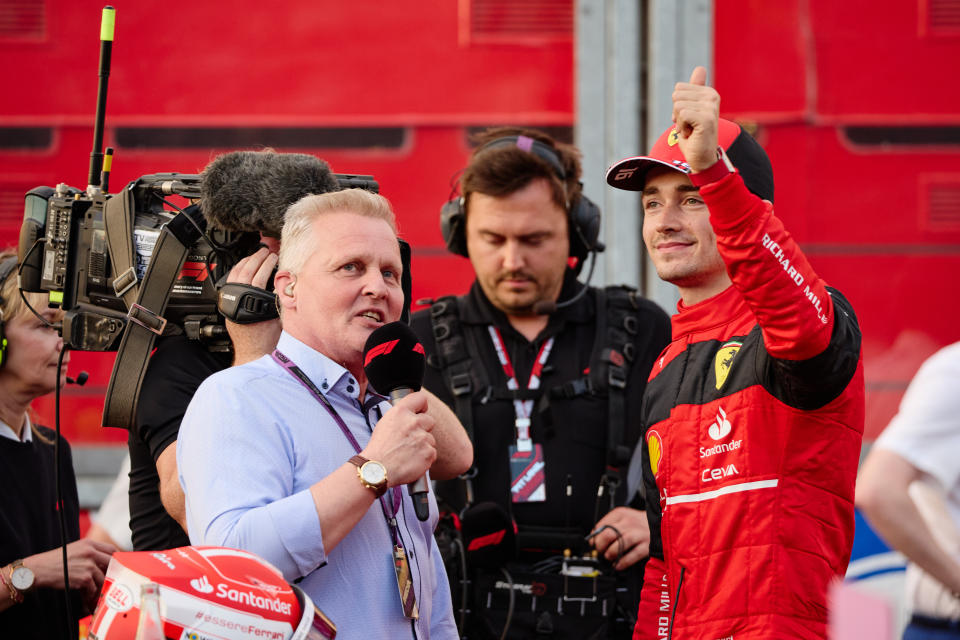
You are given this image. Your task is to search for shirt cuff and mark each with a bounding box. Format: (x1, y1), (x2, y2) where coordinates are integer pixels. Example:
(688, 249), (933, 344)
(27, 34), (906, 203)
(690, 157), (735, 189)
(267, 489), (326, 578)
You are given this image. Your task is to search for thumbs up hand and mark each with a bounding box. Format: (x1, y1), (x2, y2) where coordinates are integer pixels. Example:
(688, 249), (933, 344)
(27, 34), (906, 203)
(671, 66), (721, 172)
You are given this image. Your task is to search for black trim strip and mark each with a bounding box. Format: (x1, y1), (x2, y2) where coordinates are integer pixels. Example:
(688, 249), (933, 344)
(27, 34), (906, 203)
(114, 126), (407, 150)
(844, 125), (960, 147)
(0, 127), (53, 149)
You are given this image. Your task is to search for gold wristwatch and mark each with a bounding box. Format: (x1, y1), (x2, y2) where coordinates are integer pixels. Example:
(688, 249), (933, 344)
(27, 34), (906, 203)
(349, 455), (388, 498)
(10, 560), (34, 599)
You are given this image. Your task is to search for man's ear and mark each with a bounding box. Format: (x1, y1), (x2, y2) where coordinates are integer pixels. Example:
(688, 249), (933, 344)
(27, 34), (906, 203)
(274, 270), (297, 310)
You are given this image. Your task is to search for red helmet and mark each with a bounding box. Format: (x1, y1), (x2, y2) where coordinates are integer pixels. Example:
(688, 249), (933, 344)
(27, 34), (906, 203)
(88, 546), (335, 640)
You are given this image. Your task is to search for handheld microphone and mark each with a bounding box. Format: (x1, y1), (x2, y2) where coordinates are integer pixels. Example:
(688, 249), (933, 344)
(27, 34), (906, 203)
(66, 371), (89, 386)
(460, 501), (518, 569)
(362, 322), (430, 521)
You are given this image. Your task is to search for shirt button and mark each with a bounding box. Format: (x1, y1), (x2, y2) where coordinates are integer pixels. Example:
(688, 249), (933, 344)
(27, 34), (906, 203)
(346, 385), (355, 394)
(321, 381), (329, 390)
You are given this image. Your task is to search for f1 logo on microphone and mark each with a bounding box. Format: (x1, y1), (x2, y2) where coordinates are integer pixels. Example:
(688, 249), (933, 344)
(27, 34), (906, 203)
(364, 339), (399, 367)
(468, 530), (506, 551)
(363, 339), (425, 367)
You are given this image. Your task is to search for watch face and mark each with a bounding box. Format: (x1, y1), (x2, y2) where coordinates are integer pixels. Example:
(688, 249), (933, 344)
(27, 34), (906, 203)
(11, 566), (34, 591)
(361, 461), (387, 486)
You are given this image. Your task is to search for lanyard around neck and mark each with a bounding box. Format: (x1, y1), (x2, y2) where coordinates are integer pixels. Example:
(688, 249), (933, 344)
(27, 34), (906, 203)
(487, 327), (554, 449)
(271, 349), (402, 522)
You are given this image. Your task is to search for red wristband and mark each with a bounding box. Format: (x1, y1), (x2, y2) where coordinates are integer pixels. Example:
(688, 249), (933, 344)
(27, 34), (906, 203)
(690, 146), (736, 188)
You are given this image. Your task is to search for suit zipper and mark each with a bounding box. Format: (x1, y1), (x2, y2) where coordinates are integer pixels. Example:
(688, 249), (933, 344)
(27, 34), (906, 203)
(667, 565), (685, 640)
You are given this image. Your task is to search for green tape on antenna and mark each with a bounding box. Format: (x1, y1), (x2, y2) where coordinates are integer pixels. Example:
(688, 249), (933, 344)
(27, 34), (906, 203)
(101, 6), (116, 41)
(49, 291), (63, 305)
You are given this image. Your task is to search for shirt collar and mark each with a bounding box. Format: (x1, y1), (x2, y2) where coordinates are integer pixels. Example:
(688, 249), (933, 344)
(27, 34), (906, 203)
(274, 331), (363, 401)
(671, 285), (749, 340)
(0, 413), (32, 443)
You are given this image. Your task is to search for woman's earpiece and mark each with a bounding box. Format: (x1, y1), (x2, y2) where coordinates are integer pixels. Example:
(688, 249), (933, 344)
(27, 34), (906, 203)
(284, 282), (295, 296)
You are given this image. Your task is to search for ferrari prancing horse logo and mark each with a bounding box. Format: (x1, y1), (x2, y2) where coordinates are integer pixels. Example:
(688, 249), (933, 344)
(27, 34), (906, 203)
(714, 340), (742, 390)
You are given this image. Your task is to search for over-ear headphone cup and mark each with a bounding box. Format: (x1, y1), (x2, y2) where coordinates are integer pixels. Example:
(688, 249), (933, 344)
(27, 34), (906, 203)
(438, 135), (604, 262)
(568, 195), (602, 262)
(440, 198), (469, 258)
(440, 193), (602, 262)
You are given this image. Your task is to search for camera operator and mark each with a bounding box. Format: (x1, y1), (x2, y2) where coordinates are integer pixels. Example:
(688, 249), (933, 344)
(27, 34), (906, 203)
(127, 245), (280, 550)
(0, 250), (116, 639)
(411, 128), (671, 639)
(127, 150), (341, 551)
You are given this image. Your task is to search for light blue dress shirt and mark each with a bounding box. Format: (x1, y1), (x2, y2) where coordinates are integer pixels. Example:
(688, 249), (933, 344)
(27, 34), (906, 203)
(177, 331), (457, 640)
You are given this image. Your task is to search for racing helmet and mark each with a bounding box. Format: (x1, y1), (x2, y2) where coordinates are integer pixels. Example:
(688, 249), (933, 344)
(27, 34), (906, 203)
(87, 546), (335, 640)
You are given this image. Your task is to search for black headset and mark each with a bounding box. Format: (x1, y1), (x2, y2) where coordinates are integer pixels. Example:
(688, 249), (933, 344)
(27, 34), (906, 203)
(440, 135), (603, 263)
(0, 257), (20, 369)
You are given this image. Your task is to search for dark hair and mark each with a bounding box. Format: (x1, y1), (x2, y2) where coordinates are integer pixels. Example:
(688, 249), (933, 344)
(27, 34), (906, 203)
(461, 127), (583, 216)
(200, 149), (340, 237)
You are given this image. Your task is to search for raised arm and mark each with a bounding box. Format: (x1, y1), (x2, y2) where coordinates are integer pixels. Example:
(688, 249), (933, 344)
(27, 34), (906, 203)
(674, 66), (842, 363)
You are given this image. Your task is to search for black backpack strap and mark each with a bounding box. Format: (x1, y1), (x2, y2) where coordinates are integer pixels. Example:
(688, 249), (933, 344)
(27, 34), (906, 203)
(590, 285), (642, 516)
(428, 295), (489, 510)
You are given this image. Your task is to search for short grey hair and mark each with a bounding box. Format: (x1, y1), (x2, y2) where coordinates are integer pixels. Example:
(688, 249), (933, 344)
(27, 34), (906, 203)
(278, 189), (397, 275)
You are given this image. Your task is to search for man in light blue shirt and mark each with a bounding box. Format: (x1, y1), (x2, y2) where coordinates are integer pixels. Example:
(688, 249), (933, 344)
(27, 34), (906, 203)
(178, 188), (466, 639)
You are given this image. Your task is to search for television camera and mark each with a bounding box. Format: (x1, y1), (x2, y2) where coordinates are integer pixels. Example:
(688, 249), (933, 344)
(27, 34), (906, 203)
(15, 6), (382, 429)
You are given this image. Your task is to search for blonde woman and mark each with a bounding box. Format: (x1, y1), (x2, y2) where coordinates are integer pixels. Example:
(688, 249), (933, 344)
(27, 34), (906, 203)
(0, 250), (115, 639)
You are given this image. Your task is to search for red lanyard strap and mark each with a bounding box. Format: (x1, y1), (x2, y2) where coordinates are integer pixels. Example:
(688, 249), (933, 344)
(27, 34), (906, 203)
(487, 327), (554, 449)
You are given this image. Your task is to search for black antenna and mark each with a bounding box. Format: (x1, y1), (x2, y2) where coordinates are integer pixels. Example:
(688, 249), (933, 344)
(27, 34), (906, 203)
(87, 6), (115, 191)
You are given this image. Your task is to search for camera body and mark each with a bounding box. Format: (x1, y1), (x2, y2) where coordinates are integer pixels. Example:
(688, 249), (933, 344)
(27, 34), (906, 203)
(18, 166), (387, 430)
(18, 173), (261, 352)
(18, 171), (384, 353)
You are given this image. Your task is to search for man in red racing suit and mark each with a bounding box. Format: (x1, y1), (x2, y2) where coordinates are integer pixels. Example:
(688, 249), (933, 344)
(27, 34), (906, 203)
(606, 68), (864, 639)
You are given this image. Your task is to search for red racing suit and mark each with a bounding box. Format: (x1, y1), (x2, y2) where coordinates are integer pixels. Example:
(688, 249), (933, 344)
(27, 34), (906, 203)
(632, 172), (864, 639)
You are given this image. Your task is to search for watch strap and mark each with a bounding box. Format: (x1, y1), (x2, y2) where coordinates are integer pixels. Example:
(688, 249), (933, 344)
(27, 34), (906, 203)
(690, 146), (736, 188)
(1, 565), (22, 604)
(348, 455), (388, 497)
(348, 455), (369, 468)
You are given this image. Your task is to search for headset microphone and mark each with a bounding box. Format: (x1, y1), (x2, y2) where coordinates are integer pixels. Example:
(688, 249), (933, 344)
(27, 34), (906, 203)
(362, 322), (431, 521)
(531, 241), (601, 315)
(66, 371), (89, 386)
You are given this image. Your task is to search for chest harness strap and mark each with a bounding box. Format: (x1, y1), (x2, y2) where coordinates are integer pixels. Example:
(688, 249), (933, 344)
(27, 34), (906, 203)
(428, 286), (641, 516)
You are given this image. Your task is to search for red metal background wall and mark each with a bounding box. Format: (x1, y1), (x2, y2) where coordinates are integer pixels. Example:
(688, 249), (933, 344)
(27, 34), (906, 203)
(2, 0), (958, 446)
(715, 0), (960, 439)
